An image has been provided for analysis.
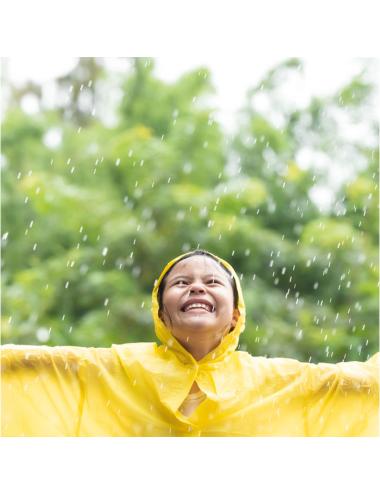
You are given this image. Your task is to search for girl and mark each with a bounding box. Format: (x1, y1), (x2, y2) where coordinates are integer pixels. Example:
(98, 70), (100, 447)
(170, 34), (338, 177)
(1, 250), (378, 436)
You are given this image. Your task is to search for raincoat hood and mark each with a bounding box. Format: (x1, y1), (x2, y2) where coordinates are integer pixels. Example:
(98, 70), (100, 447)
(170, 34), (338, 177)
(151, 251), (246, 365)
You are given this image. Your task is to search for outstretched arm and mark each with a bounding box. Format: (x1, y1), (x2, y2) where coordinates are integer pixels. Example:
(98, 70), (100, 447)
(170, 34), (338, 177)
(304, 353), (379, 436)
(1, 345), (86, 437)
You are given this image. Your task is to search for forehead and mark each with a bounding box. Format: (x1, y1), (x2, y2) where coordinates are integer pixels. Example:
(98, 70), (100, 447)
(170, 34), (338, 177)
(166, 255), (230, 280)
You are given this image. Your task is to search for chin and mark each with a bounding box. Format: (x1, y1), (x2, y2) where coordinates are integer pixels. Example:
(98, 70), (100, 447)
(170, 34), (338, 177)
(177, 320), (217, 333)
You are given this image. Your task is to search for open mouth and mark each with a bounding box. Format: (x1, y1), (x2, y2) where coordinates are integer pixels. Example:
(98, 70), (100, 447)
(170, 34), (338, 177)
(181, 300), (215, 313)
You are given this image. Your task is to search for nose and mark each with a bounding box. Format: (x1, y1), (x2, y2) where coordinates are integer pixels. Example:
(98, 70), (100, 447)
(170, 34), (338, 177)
(189, 282), (206, 294)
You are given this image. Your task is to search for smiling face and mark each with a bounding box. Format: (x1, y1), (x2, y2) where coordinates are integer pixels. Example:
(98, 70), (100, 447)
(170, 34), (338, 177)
(159, 255), (240, 351)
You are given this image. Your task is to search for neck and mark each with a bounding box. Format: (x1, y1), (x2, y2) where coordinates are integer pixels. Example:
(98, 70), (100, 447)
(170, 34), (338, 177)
(174, 330), (227, 361)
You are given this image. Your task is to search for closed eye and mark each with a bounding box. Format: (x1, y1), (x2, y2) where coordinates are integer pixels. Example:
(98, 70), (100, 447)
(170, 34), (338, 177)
(207, 279), (222, 285)
(174, 280), (188, 286)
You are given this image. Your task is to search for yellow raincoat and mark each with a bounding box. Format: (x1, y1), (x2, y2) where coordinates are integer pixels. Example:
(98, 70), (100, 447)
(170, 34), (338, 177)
(1, 252), (379, 436)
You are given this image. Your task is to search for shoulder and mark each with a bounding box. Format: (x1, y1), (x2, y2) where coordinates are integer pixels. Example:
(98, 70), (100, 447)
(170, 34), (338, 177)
(236, 351), (306, 375)
(111, 342), (158, 363)
(233, 352), (308, 389)
(334, 353), (379, 390)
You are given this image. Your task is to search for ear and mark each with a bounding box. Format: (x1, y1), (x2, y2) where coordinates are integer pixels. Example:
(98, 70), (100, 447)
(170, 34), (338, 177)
(158, 308), (164, 322)
(230, 308), (241, 330)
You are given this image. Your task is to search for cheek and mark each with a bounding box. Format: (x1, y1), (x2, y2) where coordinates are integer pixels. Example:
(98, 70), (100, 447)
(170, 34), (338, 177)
(215, 294), (234, 317)
(162, 290), (179, 313)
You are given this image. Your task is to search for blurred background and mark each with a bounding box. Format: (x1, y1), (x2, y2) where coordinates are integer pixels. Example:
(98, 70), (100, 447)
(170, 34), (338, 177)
(1, 57), (378, 363)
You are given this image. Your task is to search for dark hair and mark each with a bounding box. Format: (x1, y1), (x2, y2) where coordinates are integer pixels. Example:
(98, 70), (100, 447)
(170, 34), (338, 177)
(157, 250), (239, 311)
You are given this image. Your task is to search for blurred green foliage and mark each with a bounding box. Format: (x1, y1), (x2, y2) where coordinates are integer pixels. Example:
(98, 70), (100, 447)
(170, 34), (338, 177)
(1, 58), (378, 363)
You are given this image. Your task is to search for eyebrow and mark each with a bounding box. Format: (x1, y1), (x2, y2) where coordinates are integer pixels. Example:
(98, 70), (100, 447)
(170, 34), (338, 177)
(168, 273), (226, 282)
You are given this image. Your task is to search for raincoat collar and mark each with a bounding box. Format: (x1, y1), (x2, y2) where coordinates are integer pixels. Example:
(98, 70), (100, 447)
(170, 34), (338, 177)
(151, 251), (246, 366)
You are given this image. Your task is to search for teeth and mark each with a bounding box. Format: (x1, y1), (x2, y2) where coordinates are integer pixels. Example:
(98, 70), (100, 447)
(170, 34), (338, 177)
(184, 303), (213, 312)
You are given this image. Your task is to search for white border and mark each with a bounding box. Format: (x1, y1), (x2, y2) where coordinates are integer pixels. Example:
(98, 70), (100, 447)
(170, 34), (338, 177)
(0, 438), (379, 493)
(1, 0), (379, 56)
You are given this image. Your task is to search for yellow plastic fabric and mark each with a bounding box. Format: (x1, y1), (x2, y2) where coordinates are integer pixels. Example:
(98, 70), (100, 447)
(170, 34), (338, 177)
(1, 252), (379, 436)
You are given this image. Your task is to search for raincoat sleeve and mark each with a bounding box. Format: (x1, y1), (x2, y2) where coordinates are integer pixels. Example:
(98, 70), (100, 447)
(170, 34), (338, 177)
(304, 353), (379, 436)
(1, 345), (85, 436)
